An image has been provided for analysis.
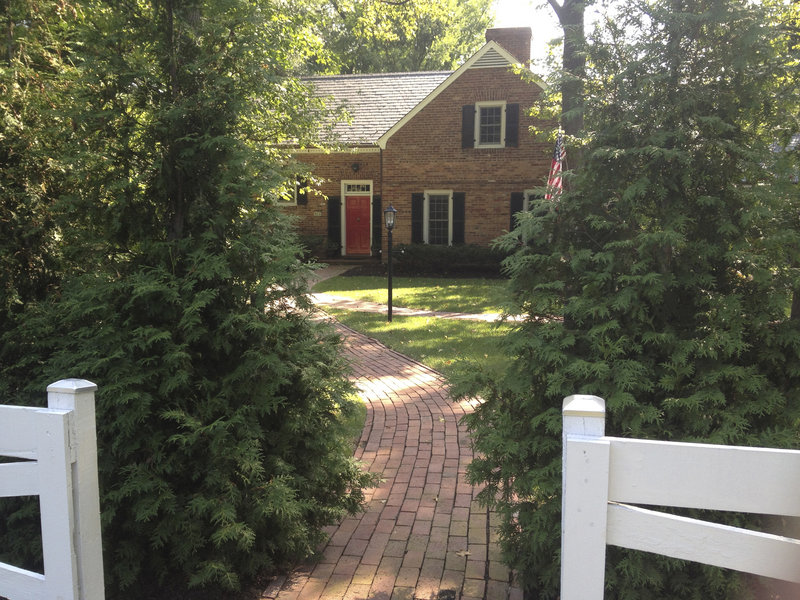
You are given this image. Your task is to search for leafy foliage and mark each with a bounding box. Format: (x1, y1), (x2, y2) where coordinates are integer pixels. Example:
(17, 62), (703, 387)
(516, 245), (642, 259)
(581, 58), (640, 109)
(456, 0), (800, 598)
(6, 260), (372, 595)
(0, 0), (77, 326)
(302, 0), (494, 74)
(0, 0), (373, 596)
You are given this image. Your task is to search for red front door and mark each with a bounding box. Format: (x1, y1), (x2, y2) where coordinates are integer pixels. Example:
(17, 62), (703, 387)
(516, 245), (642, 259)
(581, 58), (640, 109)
(345, 196), (371, 255)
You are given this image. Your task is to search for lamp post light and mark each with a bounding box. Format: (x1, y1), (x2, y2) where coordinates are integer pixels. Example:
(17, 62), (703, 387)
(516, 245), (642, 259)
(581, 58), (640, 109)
(384, 205), (397, 322)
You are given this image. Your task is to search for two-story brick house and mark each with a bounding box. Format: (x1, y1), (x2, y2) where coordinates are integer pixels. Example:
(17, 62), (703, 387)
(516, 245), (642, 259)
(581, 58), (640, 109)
(283, 27), (552, 260)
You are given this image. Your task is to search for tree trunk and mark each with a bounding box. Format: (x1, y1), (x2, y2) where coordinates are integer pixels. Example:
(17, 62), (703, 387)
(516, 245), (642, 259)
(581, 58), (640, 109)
(791, 284), (800, 321)
(548, 0), (585, 171)
(3, 0), (13, 63)
(164, 0), (186, 243)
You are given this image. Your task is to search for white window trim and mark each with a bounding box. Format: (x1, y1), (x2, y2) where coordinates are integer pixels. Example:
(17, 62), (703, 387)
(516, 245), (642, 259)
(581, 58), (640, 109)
(474, 101), (507, 149)
(523, 189), (536, 212)
(343, 182), (372, 194)
(424, 190), (454, 246)
(340, 180), (373, 257)
(276, 179), (301, 206)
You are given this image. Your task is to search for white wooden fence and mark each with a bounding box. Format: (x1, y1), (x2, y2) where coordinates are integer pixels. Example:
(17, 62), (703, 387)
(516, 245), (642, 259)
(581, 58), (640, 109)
(560, 394), (800, 599)
(0, 379), (105, 600)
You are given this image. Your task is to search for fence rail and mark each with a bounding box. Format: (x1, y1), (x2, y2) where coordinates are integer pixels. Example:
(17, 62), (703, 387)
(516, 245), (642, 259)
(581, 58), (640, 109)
(560, 394), (800, 600)
(0, 379), (105, 600)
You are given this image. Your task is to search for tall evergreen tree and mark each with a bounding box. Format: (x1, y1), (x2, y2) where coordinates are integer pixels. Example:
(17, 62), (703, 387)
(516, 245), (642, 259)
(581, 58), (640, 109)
(0, 0), (372, 596)
(457, 0), (800, 598)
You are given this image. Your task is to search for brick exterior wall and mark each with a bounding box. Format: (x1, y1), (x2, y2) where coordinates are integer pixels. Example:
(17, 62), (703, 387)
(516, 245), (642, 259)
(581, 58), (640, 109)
(485, 27), (532, 65)
(282, 150), (381, 236)
(382, 66), (550, 249)
(287, 63), (552, 259)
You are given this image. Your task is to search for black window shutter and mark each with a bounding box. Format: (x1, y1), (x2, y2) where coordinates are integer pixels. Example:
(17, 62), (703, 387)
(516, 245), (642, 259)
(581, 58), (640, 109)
(510, 192), (524, 230)
(462, 105), (475, 148)
(296, 179), (309, 205)
(372, 195), (382, 251)
(505, 104), (519, 148)
(452, 192), (466, 245)
(327, 196), (341, 251)
(411, 193), (424, 243)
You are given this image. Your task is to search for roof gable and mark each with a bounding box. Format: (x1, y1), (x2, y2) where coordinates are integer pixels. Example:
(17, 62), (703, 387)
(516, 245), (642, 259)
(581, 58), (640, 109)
(472, 45), (522, 69)
(303, 40), (545, 149)
(376, 41), (544, 149)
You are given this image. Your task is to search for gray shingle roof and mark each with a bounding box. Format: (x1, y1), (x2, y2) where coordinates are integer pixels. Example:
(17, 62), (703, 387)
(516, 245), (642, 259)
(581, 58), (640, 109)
(304, 71), (452, 145)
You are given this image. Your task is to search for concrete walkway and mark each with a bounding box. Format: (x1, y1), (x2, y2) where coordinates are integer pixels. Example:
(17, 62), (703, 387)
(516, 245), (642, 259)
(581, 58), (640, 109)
(261, 267), (520, 600)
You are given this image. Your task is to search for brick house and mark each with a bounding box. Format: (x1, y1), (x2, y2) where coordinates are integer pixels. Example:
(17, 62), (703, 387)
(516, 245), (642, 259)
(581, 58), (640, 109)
(283, 27), (553, 260)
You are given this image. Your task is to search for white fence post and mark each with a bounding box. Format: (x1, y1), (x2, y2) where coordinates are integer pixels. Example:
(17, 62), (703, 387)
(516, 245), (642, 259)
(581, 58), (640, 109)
(561, 394), (608, 600)
(560, 393), (800, 596)
(47, 379), (105, 600)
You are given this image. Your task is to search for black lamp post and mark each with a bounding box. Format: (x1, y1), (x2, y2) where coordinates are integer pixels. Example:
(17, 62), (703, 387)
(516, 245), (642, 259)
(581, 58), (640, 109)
(384, 205), (397, 322)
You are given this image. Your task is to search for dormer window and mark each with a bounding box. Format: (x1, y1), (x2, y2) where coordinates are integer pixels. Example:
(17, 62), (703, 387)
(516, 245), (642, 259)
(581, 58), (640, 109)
(462, 103), (520, 149)
(476, 102), (505, 147)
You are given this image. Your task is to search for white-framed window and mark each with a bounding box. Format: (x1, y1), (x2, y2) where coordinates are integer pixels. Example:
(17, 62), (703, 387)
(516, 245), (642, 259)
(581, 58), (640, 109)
(475, 101), (507, 148)
(424, 190), (453, 245)
(276, 179), (309, 206)
(344, 182), (371, 194)
(277, 184), (298, 206)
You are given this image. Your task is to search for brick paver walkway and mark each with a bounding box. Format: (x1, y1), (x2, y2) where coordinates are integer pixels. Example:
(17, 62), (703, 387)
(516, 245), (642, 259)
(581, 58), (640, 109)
(262, 320), (521, 600)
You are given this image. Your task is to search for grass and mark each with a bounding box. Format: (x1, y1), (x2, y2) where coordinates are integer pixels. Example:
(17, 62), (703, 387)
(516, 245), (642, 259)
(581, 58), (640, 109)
(325, 307), (512, 380)
(341, 395), (368, 449)
(312, 275), (509, 314)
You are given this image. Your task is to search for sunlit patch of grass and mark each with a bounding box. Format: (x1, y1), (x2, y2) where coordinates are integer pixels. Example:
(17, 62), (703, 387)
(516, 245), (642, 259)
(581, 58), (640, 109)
(326, 308), (511, 379)
(339, 394), (367, 450)
(313, 276), (508, 315)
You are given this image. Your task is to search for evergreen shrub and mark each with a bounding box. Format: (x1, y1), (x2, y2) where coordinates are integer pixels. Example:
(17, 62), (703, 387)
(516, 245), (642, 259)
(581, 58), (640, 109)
(0, 0), (374, 596)
(456, 1), (800, 598)
(298, 234), (328, 259)
(0, 227), (375, 599)
(394, 243), (508, 277)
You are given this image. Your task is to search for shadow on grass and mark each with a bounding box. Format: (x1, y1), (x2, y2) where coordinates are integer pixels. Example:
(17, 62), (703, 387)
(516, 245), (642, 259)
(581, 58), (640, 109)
(313, 276), (509, 315)
(326, 308), (511, 380)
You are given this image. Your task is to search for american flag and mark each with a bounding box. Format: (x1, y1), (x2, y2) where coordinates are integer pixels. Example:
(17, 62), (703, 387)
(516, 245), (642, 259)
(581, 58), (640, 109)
(545, 131), (565, 200)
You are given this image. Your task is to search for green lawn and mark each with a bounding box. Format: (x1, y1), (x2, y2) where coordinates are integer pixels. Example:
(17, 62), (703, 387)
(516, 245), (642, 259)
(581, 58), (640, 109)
(312, 275), (509, 314)
(341, 394), (368, 449)
(325, 307), (511, 379)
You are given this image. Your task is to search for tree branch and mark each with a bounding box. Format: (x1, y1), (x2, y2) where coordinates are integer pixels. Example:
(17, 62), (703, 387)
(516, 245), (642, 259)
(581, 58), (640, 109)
(547, 0), (564, 22)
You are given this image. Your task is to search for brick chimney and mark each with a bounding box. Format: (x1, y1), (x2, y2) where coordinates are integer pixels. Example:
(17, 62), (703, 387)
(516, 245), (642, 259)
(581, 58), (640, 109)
(485, 27), (532, 66)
